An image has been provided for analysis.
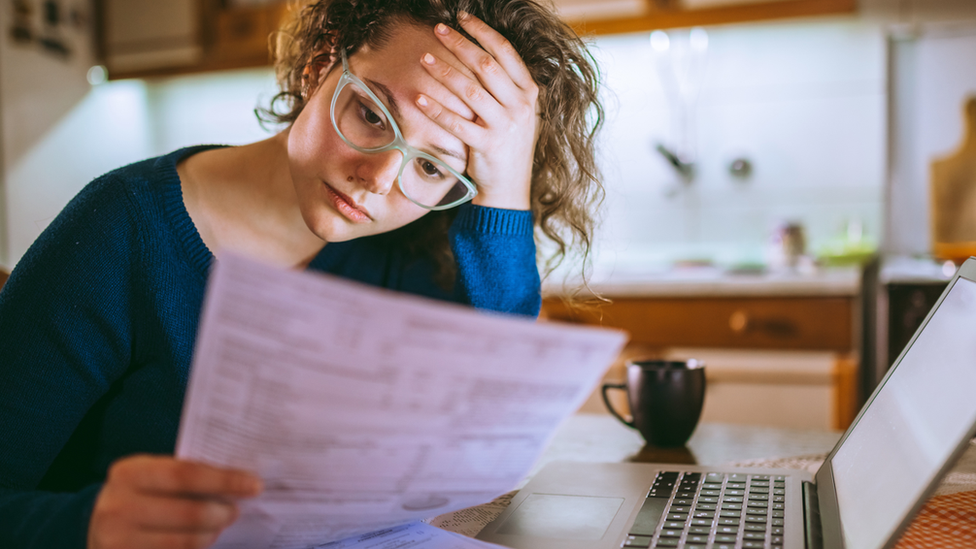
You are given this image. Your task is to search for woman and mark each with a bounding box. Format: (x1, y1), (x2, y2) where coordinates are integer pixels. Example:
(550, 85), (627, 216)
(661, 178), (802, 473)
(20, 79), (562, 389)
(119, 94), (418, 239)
(0, 0), (603, 547)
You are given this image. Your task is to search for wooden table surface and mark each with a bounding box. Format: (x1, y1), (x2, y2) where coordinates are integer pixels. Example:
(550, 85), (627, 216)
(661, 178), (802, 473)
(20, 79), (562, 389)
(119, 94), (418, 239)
(528, 413), (842, 483)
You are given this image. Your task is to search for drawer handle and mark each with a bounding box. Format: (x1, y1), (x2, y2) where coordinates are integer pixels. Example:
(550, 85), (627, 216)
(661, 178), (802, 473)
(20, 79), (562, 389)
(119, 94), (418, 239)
(729, 310), (750, 334)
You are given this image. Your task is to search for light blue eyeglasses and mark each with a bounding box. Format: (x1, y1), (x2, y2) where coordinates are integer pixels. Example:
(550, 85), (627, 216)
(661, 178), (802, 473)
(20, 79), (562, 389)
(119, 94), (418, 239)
(330, 49), (477, 210)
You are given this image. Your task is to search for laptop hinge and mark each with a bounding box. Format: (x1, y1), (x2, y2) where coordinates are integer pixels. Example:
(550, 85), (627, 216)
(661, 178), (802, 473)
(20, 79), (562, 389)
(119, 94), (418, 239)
(803, 481), (823, 549)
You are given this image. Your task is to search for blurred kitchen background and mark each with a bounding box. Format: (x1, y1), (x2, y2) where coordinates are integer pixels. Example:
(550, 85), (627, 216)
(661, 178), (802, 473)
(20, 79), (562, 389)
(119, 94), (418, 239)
(2, 0), (975, 432)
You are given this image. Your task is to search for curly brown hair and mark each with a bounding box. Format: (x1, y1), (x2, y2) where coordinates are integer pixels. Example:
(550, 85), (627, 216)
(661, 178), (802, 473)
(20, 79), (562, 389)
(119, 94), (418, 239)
(260, 0), (603, 289)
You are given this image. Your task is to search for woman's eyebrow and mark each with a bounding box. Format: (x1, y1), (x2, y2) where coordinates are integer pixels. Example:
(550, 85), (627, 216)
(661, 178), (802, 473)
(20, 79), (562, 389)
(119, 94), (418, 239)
(365, 78), (402, 119)
(365, 77), (466, 164)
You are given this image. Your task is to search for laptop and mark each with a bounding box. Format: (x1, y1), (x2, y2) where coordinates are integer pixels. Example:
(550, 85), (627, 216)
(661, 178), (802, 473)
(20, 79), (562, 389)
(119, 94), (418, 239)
(478, 257), (976, 549)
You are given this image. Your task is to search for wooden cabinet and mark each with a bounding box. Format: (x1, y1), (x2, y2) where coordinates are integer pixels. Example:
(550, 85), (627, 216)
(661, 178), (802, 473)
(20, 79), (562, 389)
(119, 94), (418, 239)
(101, 0), (207, 75)
(555, 0), (857, 35)
(102, 0), (291, 80)
(100, 0), (858, 79)
(543, 295), (854, 351)
(548, 292), (861, 430)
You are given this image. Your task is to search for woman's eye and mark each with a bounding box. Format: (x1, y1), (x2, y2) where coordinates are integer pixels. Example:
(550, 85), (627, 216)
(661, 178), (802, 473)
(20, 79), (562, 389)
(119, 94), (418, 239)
(420, 160), (444, 179)
(359, 102), (386, 129)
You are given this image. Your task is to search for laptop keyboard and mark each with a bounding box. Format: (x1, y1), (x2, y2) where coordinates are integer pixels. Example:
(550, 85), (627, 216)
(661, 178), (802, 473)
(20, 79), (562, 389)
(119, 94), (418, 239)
(621, 471), (787, 549)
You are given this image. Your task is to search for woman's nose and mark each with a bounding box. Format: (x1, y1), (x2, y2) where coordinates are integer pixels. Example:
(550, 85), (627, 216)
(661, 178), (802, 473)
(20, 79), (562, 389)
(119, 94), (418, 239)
(355, 150), (402, 195)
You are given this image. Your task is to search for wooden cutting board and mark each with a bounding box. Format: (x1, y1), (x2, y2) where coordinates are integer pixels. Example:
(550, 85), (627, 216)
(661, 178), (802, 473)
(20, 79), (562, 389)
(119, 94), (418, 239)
(931, 97), (976, 262)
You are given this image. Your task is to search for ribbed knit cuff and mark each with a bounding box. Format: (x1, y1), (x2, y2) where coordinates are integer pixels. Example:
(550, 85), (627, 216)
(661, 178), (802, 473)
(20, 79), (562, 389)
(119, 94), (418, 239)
(452, 204), (534, 235)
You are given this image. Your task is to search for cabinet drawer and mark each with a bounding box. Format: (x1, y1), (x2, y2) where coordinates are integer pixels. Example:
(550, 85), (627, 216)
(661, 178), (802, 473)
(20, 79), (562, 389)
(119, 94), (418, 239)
(543, 296), (854, 351)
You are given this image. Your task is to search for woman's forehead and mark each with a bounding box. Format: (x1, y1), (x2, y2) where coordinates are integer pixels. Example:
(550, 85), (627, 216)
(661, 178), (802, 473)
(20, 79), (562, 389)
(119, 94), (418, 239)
(351, 24), (476, 120)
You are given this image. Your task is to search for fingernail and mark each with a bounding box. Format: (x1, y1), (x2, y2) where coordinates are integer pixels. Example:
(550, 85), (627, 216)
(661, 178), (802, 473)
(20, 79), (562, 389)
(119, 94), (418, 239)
(436, 23), (450, 35)
(242, 475), (263, 495)
(458, 10), (470, 20)
(416, 95), (428, 107)
(423, 53), (436, 65)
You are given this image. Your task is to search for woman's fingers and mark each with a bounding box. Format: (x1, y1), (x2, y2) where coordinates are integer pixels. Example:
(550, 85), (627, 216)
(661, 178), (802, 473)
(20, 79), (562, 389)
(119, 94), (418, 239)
(128, 493), (240, 531)
(455, 11), (537, 93)
(112, 454), (262, 498)
(416, 93), (485, 147)
(418, 53), (505, 133)
(89, 455), (263, 549)
(432, 24), (520, 109)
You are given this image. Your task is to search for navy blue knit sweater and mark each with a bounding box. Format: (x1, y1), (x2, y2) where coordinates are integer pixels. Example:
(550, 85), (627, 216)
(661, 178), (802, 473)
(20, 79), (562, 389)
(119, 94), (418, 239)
(0, 146), (541, 548)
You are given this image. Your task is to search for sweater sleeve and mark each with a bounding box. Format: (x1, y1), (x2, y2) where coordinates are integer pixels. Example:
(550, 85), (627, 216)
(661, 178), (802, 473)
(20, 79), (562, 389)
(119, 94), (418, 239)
(448, 204), (541, 317)
(0, 175), (137, 548)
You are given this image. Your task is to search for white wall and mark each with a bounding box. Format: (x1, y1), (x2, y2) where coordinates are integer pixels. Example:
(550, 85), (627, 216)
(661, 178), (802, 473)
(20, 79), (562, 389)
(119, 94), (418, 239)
(0, 61), (278, 266)
(587, 17), (886, 270)
(886, 25), (976, 255)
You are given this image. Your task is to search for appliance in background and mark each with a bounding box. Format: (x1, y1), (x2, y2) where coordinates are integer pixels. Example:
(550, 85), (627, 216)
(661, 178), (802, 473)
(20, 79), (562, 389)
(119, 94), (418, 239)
(860, 256), (953, 402)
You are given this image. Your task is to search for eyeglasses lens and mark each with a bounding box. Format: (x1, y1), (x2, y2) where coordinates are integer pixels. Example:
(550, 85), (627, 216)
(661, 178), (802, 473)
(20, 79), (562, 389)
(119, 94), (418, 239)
(333, 81), (470, 209)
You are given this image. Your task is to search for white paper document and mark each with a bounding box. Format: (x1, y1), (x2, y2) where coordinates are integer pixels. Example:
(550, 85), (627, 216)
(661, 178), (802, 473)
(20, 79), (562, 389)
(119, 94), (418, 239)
(319, 521), (505, 549)
(176, 253), (626, 549)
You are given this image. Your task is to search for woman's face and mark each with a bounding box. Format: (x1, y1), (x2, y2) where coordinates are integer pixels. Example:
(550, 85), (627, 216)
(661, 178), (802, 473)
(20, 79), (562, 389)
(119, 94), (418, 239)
(287, 23), (475, 243)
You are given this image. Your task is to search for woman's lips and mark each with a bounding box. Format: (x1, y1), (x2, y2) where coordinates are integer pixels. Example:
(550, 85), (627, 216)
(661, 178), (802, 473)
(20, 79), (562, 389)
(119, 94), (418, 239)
(324, 184), (371, 223)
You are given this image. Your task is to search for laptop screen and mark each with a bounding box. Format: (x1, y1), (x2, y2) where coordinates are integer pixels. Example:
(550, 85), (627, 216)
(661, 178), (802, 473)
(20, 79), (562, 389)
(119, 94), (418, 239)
(829, 276), (976, 549)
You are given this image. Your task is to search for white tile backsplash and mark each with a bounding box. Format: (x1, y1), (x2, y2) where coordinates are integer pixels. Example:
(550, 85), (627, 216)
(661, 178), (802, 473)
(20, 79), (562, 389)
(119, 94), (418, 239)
(1, 15), (888, 271)
(586, 17), (886, 270)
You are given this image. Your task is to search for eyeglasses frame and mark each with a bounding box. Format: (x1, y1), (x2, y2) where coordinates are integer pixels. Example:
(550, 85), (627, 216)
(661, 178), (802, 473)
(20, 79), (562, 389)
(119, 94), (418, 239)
(329, 49), (477, 211)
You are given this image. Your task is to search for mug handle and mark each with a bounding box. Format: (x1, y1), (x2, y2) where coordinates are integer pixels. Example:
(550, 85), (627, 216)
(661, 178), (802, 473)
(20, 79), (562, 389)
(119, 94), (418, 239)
(601, 382), (634, 428)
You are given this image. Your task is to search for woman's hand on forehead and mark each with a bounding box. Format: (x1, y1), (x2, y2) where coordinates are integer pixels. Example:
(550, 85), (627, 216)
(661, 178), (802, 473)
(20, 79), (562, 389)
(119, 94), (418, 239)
(414, 11), (539, 211)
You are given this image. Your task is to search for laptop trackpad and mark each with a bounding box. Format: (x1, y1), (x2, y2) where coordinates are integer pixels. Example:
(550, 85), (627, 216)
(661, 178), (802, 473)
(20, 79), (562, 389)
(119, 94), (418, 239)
(497, 494), (625, 540)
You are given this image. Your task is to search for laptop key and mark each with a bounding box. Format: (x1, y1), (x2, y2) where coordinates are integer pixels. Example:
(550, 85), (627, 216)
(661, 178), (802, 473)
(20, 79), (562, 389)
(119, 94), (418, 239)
(689, 527), (711, 535)
(622, 535), (651, 548)
(744, 532), (766, 540)
(744, 524), (767, 532)
(627, 498), (669, 537)
(666, 513), (687, 521)
(715, 534), (737, 542)
(743, 541), (766, 548)
(745, 516), (767, 523)
(662, 521), (685, 530)
(659, 529), (682, 538)
(654, 538), (679, 547)
(686, 535), (709, 543)
(771, 527), (784, 535)
(718, 518), (740, 526)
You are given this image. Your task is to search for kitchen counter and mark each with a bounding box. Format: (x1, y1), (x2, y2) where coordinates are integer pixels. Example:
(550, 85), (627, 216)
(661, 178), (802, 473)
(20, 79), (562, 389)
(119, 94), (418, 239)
(543, 265), (861, 298)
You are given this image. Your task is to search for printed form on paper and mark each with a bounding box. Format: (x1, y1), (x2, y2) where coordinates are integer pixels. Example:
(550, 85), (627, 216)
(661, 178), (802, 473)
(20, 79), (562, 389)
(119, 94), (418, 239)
(175, 253), (627, 549)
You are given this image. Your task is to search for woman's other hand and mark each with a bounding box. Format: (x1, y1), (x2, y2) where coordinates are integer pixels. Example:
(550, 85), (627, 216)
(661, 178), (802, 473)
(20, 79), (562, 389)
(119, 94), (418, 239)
(417, 11), (540, 211)
(88, 455), (263, 549)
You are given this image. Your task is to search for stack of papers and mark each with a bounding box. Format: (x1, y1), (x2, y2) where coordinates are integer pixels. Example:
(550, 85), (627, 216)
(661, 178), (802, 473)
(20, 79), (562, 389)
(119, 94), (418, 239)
(176, 254), (626, 549)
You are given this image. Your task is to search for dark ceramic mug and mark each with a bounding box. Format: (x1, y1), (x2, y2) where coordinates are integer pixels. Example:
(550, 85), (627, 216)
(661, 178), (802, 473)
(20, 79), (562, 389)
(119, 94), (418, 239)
(601, 359), (706, 447)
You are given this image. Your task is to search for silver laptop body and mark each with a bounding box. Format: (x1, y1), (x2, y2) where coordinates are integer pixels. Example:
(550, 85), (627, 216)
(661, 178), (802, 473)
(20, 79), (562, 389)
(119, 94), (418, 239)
(479, 257), (976, 549)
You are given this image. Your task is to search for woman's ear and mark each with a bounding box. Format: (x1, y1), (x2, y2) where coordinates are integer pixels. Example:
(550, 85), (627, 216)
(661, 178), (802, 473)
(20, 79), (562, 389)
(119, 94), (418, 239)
(301, 48), (337, 100)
